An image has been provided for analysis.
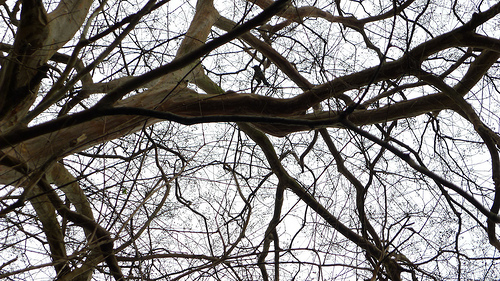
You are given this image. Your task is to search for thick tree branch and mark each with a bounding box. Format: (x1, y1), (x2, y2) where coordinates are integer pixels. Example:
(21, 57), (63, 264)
(94, 0), (291, 107)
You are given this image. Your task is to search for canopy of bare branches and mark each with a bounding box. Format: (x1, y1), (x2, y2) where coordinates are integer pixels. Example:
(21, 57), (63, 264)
(1, 0), (500, 280)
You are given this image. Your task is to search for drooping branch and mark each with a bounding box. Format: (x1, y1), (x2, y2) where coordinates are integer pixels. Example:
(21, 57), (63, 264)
(238, 122), (406, 278)
(340, 119), (500, 224)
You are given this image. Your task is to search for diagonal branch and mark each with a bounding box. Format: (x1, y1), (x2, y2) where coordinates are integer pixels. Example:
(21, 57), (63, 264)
(94, 0), (291, 107)
(238, 123), (405, 277)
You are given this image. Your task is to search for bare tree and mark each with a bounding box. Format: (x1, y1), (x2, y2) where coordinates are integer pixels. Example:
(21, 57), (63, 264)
(1, 0), (500, 279)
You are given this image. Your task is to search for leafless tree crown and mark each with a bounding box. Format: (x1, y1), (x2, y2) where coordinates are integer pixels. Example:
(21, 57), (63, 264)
(1, 0), (500, 280)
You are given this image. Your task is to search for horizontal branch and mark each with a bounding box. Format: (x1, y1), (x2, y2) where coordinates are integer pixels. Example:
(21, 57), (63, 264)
(0, 89), (454, 149)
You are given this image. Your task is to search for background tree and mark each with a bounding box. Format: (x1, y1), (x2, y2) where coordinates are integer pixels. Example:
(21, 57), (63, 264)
(1, 0), (500, 280)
